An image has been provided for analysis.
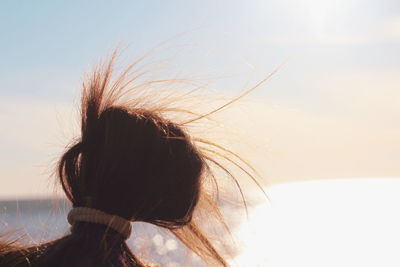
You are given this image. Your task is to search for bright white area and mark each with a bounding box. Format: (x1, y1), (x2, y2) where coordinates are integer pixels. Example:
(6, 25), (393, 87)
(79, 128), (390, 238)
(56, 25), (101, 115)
(233, 178), (400, 267)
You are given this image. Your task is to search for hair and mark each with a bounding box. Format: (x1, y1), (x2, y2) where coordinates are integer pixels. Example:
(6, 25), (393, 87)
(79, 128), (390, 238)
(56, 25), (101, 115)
(0, 52), (267, 267)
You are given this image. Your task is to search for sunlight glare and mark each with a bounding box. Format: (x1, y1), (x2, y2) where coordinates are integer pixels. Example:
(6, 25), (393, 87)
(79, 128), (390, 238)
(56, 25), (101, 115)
(232, 178), (400, 267)
(302, 0), (348, 33)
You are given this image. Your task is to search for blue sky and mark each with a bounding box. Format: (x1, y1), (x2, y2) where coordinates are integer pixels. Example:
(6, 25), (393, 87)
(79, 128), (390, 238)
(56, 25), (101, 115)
(1, 0), (399, 198)
(1, 0), (399, 104)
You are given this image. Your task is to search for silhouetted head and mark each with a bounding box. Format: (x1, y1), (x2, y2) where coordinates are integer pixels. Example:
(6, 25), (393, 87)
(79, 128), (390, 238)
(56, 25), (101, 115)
(60, 106), (203, 227)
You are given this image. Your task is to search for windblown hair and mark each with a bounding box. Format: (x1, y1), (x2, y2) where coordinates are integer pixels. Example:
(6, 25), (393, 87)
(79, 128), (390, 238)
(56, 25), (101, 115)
(0, 53), (266, 267)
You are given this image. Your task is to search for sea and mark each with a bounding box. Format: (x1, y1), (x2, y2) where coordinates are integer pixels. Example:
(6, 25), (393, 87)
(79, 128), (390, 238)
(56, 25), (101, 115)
(0, 198), (246, 267)
(3, 178), (400, 267)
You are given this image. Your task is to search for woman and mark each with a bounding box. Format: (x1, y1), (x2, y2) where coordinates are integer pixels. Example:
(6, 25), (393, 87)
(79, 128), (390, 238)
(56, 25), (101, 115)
(0, 53), (265, 267)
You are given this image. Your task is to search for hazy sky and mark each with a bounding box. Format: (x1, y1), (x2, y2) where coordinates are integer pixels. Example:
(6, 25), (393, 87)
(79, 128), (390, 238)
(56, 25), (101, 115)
(1, 0), (399, 198)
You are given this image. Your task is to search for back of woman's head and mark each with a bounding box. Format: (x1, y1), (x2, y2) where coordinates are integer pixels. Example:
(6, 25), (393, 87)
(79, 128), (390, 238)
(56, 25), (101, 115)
(61, 100), (203, 226)
(0, 53), (264, 267)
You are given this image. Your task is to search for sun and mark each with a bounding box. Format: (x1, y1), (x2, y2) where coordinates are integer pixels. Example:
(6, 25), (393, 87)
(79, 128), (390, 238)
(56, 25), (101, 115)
(301, 0), (349, 33)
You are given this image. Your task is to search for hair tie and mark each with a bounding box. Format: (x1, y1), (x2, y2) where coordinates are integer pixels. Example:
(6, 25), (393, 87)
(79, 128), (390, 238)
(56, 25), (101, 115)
(67, 207), (132, 240)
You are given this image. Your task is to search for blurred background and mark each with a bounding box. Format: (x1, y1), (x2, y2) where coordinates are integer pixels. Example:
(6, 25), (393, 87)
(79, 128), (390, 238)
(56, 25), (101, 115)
(0, 1), (399, 266)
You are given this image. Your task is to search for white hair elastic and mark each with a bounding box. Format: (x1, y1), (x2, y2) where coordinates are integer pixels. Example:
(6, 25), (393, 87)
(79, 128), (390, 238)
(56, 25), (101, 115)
(67, 207), (132, 240)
